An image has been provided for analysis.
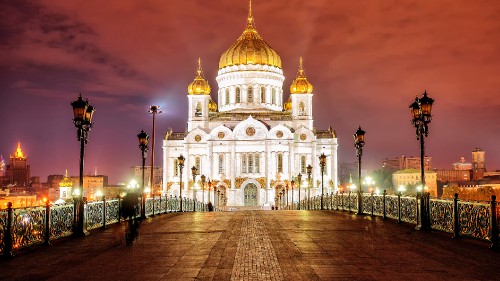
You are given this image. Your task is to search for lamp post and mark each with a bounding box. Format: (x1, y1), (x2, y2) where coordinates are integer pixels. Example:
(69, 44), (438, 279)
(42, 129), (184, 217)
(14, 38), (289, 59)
(137, 130), (149, 219)
(201, 174), (206, 210)
(279, 191), (282, 210)
(71, 95), (95, 237)
(307, 165), (312, 210)
(319, 153), (326, 210)
(217, 190), (220, 208)
(191, 166), (197, 211)
(354, 126), (365, 215)
(178, 155), (185, 212)
(291, 179), (295, 209)
(282, 187), (286, 209)
(410, 90), (434, 230)
(148, 106), (162, 196)
(297, 173), (302, 210)
(207, 178), (212, 204)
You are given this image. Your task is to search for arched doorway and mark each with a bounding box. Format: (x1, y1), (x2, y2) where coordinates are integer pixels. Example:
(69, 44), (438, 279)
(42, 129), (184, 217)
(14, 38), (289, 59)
(244, 183), (258, 206)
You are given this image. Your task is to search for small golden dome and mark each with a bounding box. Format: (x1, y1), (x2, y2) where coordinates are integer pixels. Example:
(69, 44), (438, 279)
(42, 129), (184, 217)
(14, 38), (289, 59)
(284, 96), (292, 111)
(209, 98), (218, 112)
(188, 58), (211, 95)
(218, 1), (281, 69)
(290, 57), (313, 94)
(59, 170), (73, 188)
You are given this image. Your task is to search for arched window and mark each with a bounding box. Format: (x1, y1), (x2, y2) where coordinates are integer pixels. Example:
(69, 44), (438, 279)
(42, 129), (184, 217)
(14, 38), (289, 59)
(174, 159), (179, 176)
(255, 154), (260, 173)
(301, 156), (306, 174)
(277, 153), (283, 173)
(248, 154), (254, 173)
(271, 88), (276, 104)
(236, 87), (241, 103)
(195, 157), (201, 174)
(218, 154), (224, 174)
(225, 89), (230, 105)
(195, 102), (202, 117)
(299, 102), (306, 115)
(248, 87), (253, 103)
(260, 86), (266, 103)
(242, 154), (247, 173)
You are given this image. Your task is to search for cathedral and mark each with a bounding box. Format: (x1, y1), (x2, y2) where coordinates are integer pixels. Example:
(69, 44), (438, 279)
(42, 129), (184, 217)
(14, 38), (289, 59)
(162, 3), (338, 207)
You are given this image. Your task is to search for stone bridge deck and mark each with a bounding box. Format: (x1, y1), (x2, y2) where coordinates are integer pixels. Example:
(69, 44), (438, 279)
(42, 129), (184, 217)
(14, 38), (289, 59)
(1, 210), (499, 280)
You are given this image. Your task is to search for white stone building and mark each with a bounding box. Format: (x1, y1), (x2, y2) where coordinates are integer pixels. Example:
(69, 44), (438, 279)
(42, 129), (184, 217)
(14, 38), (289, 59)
(162, 6), (338, 207)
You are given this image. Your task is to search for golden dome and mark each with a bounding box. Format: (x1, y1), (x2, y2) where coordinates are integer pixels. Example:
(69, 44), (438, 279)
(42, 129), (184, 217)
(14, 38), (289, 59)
(188, 58), (211, 95)
(209, 98), (218, 112)
(290, 57), (313, 94)
(218, 1), (282, 69)
(59, 170), (73, 188)
(284, 96), (292, 111)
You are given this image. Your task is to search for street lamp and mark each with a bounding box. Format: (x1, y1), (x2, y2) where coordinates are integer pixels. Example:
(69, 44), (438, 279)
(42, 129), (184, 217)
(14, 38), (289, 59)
(291, 179), (295, 209)
(297, 173), (302, 210)
(148, 106), (162, 196)
(307, 164), (312, 209)
(354, 126), (365, 215)
(319, 153), (327, 210)
(201, 174), (206, 209)
(207, 178), (212, 204)
(178, 155), (185, 211)
(71, 94), (95, 237)
(191, 166), (197, 211)
(282, 187), (286, 208)
(410, 90), (434, 230)
(137, 130), (149, 219)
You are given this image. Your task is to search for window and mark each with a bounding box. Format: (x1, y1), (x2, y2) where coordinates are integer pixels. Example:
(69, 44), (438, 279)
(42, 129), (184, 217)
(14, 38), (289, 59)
(277, 153), (283, 173)
(301, 156), (306, 174)
(218, 154), (224, 174)
(299, 102), (306, 115)
(248, 87), (253, 103)
(242, 154), (247, 173)
(236, 87), (241, 103)
(261, 86), (266, 103)
(271, 88), (276, 104)
(225, 89), (230, 105)
(174, 159), (179, 176)
(255, 154), (260, 173)
(248, 155), (253, 173)
(195, 157), (201, 174)
(195, 102), (202, 117)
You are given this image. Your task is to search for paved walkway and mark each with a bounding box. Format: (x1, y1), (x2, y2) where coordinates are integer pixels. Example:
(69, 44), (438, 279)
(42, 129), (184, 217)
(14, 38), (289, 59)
(1, 210), (500, 280)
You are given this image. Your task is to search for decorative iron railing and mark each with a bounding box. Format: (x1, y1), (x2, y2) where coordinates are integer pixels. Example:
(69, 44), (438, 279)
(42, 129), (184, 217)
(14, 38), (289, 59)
(301, 192), (499, 248)
(0, 196), (209, 257)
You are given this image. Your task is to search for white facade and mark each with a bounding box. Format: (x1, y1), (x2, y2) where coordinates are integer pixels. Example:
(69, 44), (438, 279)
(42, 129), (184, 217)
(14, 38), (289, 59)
(162, 7), (338, 207)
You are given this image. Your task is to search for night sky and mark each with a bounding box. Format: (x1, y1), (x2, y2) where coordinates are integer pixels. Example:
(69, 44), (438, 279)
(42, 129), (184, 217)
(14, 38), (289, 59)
(1, 0), (500, 184)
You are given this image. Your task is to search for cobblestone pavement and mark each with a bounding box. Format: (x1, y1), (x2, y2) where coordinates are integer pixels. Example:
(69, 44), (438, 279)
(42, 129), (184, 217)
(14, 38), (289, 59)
(1, 210), (500, 281)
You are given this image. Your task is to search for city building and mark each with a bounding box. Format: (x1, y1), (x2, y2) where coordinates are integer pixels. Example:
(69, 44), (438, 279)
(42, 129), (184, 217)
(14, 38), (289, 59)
(5, 143), (30, 186)
(0, 155), (5, 176)
(54, 170), (73, 204)
(0, 189), (37, 209)
(131, 165), (162, 190)
(69, 175), (108, 199)
(435, 170), (471, 183)
(382, 155), (432, 172)
(472, 147), (486, 180)
(392, 169), (438, 196)
(452, 157), (473, 170)
(162, 4), (338, 207)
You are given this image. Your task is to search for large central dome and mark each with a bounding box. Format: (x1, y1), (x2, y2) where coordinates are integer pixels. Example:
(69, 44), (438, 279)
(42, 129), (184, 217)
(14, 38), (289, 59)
(218, 5), (282, 69)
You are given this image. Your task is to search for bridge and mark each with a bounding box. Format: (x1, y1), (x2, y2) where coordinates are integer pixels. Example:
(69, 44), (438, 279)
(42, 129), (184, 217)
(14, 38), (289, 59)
(1, 194), (500, 280)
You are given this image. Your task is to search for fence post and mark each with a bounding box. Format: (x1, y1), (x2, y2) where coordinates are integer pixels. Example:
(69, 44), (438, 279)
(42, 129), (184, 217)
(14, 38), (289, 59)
(3, 202), (14, 258)
(371, 191), (374, 216)
(453, 193), (460, 239)
(102, 197), (107, 229)
(44, 201), (51, 245)
(490, 195), (498, 250)
(383, 190), (387, 220)
(117, 196), (121, 224)
(397, 192), (402, 223)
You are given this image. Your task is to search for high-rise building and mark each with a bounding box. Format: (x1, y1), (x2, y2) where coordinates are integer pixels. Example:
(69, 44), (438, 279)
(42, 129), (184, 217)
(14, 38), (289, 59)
(0, 155), (5, 177)
(162, 3), (338, 207)
(131, 165), (162, 190)
(5, 143), (30, 186)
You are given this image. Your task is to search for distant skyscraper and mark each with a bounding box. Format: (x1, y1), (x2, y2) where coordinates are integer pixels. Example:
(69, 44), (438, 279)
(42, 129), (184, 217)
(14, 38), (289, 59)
(5, 143), (30, 186)
(382, 155), (432, 172)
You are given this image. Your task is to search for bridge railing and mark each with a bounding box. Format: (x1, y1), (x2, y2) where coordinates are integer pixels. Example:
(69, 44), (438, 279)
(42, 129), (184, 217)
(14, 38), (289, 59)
(299, 192), (499, 248)
(0, 196), (210, 257)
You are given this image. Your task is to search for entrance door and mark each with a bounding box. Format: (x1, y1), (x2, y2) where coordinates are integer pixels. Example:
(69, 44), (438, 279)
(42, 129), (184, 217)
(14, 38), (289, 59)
(244, 183), (258, 206)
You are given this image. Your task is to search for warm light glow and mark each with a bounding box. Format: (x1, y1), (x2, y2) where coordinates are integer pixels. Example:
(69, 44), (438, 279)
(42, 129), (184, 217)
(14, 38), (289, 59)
(144, 187), (151, 194)
(95, 190), (103, 198)
(127, 180), (139, 189)
(398, 185), (406, 193)
(72, 189), (81, 196)
(416, 185), (422, 192)
(350, 184), (356, 191)
(375, 188), (380, 195)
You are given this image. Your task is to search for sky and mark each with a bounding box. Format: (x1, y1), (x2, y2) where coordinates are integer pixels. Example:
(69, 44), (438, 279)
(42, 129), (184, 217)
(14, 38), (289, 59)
(1, 0), (500, 184)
